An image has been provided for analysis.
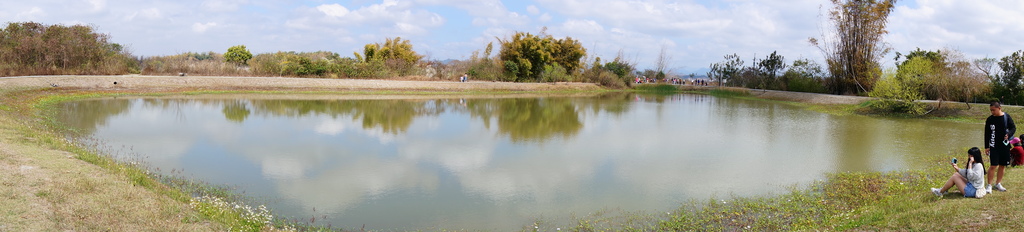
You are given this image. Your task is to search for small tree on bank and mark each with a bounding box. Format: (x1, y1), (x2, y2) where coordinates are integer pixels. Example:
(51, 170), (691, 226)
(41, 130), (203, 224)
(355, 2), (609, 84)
(708, 53), (743, 86)
(497, 31), (586, 82)
(225, 45), (252, 65)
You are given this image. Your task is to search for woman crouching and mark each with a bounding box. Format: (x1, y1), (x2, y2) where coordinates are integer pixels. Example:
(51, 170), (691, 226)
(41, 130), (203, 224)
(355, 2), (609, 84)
(932, 147), (987, 198)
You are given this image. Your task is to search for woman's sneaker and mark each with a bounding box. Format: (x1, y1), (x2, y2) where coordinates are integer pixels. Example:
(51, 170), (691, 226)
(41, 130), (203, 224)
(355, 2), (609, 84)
(987, 184), (994, 193)
(931, 188), (943, 197)
(996, 183), (1008, 192)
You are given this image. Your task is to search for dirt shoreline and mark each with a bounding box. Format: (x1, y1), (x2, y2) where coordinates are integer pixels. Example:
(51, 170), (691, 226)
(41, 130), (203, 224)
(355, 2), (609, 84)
(0, 75), (605, 92)
(2, 75), (874, 105)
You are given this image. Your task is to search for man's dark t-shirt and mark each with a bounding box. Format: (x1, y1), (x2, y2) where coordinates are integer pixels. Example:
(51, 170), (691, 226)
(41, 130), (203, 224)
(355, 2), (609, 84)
(986, 114), (1017, 154)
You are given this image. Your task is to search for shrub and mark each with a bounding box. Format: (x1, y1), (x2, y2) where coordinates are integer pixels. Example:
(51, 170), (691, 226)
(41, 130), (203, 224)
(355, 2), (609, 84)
(140, 52), (244, 76)
(0, 22), (136, 76)
(224, 45), (252, 65)
(786, 74), (827, 93)
(540, 64), (573, 82)
(867, 69), (927, 115)
(582, 68), (627, 89)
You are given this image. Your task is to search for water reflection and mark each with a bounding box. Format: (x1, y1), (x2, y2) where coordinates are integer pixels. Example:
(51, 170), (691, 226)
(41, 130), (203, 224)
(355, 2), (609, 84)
(57, 94), (980, 230)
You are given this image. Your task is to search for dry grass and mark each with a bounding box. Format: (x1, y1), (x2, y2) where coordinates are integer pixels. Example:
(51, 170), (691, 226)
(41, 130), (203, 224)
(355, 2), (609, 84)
(141, 54), (249, 77)
(0, 114), (219, 231)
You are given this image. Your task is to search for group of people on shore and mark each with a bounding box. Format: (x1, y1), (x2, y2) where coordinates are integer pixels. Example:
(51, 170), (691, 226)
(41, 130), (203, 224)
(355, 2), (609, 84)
(633, 76), (712, 86)
(932, 102), (1019, 198)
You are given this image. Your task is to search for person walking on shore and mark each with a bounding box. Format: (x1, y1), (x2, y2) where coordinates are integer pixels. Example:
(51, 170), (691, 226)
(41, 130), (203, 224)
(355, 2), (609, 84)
(985, 101), (1016, 193)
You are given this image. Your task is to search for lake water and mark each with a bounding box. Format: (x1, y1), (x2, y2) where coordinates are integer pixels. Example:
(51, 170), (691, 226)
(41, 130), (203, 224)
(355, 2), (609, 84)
(56, 93), (980, 230)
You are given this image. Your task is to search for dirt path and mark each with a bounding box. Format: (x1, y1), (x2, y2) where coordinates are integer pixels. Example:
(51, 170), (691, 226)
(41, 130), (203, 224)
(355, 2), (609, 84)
(0, 75), (603, 92)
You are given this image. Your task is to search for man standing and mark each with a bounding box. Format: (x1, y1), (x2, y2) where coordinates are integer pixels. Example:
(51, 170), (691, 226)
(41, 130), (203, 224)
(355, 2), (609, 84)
(985, 101), (1016, 193)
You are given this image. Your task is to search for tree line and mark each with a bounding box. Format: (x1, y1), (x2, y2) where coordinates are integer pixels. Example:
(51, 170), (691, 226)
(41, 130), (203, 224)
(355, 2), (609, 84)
(0, 22), (136, 76)
(0, 21), (643, 88)
(3, 0), (1023, 101)
(706, 0), (1024, 114)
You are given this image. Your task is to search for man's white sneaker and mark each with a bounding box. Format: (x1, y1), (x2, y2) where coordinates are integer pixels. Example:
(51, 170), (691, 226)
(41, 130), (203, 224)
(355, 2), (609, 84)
(987, 185), (993, 193)
(996, 183), (1008, 192)
(931, 188), (943, 197)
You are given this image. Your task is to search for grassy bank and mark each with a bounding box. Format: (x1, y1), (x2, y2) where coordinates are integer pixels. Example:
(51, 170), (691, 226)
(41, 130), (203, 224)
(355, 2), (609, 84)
(0, 88), (315, 231)
(623, 84), (1024, 231)
(637, 83), (1013, 124)
(0, 89), (220, 230)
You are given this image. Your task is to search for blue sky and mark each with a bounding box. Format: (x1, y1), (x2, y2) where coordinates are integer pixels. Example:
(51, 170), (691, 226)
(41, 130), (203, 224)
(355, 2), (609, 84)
(2, 0), (1023, 74)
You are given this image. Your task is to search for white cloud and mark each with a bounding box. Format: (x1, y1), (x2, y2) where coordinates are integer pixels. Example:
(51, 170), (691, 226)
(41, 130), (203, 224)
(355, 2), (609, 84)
(526, 5), (540, 15)
(558, 19), (605, 36)
(534, 0), (827, 72)
(417, 0), (528, 26)
(201, 0), (248, 12)
(192, 22), (217, 33)
(316, 3), (350, 18)
(15, 7), (46, 19)
(125, 8), (162, 21)
(888, 0), (1024, 59)
(289, 1), (444, 37)
(85, 0), (106, 12)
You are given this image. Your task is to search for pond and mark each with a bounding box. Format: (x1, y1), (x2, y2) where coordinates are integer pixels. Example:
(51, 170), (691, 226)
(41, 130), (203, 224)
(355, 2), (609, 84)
(56, 93), (979, 230)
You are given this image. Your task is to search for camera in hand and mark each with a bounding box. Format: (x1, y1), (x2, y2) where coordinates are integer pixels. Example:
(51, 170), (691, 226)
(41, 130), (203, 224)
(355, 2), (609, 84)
(952, 158), (958, 164)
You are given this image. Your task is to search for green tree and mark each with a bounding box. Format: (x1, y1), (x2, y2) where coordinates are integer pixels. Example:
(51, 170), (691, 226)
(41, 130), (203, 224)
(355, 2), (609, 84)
(782, 59), (827, 93)
(810, 0), (898, 94)
(354, 37), (423, 77)
(708, 53), (743, 86)
(868, 67), (926, 115)
(355, 37), (422, 64)
(604, 56), (634, 80)
(225, 45), (253, 65)
(497, 31), (586, 82)
(993, 50), (1024, 104)
(756, 51), (787, 90)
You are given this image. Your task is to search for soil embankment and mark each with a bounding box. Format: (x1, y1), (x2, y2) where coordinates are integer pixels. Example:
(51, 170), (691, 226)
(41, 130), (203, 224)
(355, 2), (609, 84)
(1, 75), (603, 92)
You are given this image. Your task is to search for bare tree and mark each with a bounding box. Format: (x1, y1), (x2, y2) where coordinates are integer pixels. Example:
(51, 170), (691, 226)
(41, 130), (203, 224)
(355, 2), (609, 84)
(655, 44), (672, 79)
(922, 48), (990, 110)
(810, 0), (898, 95)
(972, 57), (999, 78)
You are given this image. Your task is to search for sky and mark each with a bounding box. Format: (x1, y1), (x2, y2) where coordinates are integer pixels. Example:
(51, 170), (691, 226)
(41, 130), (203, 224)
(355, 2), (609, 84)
(2, 0), (1023, 74)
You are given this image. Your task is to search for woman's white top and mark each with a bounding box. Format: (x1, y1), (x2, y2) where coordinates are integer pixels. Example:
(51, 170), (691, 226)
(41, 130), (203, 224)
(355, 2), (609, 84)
(959, 162), (987, 198)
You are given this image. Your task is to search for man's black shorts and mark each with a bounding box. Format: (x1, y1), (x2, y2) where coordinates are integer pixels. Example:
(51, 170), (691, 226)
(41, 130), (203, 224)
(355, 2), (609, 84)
(992, 146), (1012, 166)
